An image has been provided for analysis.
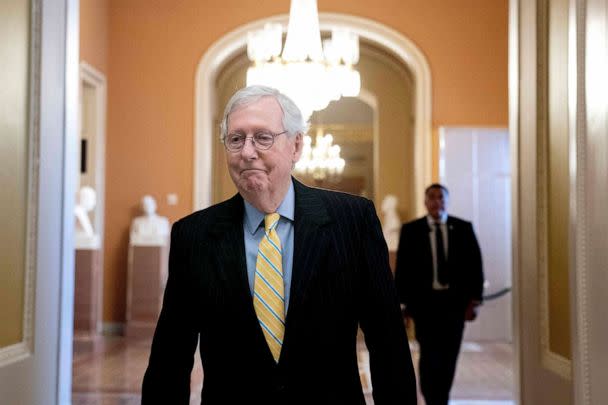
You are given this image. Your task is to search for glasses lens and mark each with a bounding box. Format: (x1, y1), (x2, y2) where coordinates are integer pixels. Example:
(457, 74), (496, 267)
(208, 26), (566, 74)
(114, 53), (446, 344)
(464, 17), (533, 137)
(253, 132), (274, 149)
(226, 134), (245, 151)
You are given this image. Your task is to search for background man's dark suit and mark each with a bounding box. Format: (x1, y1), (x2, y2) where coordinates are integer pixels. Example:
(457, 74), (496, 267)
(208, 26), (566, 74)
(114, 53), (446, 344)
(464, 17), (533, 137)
(395, 215), (483, 405)
(142, 180), (417, 405)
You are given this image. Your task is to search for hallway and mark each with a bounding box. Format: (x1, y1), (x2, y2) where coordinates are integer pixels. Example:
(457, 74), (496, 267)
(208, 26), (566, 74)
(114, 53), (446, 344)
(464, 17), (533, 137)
(71, 335), (514, 404)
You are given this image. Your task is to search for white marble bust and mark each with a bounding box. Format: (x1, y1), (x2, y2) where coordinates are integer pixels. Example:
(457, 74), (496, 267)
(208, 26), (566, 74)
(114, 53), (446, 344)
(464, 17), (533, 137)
(130, 195), (170, 246)
(74, 186), (100, 249)
(381, 194), (401, 252)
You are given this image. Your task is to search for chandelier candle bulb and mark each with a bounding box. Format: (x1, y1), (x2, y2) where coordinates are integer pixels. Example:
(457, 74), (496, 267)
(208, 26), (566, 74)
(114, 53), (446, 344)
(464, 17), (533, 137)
(246, 0), (361, 119)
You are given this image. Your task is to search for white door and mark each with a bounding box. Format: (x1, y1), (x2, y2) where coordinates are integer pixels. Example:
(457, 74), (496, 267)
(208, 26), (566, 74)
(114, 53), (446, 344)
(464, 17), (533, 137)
(0, 0), (78, 404)
(439, 127), (512, 342)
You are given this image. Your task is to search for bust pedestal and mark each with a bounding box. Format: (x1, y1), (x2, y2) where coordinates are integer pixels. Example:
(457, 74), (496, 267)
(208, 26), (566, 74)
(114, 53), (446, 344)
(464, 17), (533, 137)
(74, 247), (101, 335)
(126, 243), (168, 338)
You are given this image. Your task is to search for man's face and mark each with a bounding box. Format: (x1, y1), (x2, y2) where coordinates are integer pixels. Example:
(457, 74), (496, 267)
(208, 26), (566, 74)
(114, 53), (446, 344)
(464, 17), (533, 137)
(424, 187), (448, 220)
(225, 96), (302, 198)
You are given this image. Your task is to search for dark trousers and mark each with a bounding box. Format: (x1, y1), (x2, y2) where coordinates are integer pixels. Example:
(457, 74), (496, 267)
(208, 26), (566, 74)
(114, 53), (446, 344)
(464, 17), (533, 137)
(413, 291), (465, 405)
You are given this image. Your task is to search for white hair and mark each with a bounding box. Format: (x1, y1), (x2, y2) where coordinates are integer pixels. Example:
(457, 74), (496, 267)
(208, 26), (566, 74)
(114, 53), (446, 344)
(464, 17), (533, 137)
(219, 85), (309, 140)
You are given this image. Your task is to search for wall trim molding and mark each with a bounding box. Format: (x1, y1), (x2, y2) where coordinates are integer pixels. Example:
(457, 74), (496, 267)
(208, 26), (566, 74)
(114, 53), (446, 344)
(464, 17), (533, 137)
(0, 0), (41, 368)
(541, 351), (572, 380)
(193, 13), (432, 214)
(569, 0), (591, 400)
(570, 0), (608, 403)
(536, 3), (572, 374)
(507, 0), (520, 401)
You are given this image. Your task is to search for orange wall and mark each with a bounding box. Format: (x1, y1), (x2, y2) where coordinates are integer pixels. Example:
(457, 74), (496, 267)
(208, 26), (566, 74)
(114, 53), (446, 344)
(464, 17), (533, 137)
(80, 0), (108, 74)
(103, 0), (508, 322)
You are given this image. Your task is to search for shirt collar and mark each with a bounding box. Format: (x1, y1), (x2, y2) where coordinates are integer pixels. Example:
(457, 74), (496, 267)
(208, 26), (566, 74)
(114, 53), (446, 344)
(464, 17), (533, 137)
(244, 180), (295, 234)
(426, 212), (448, 226)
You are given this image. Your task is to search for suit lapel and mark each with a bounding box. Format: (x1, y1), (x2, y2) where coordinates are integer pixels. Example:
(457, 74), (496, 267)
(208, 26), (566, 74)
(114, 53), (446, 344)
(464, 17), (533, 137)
(207, 194), (278, 366)
(446, 215), (455, 263)
(282, 180), (332, 348)
(421, 218), (435, 284)
(207, 194), (250, 299)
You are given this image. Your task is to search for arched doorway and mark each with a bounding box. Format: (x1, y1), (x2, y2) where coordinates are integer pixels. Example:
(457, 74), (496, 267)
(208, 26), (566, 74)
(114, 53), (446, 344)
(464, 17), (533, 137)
(193, 13), (432, 215)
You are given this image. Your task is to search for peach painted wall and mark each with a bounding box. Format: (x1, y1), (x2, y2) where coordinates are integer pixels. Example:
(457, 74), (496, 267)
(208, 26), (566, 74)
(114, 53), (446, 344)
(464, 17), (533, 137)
(103, 0), (508, 322)
(80, 0), (108, 74)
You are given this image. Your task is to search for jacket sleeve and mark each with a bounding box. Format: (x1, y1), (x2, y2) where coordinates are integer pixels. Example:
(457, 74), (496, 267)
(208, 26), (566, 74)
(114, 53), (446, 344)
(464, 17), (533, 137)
(358, 200), (418, 405)
(141, 220), (200, 404)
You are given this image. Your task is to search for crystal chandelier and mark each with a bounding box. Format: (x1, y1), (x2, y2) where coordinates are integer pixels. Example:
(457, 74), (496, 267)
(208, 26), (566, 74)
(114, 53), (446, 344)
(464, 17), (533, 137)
(295, 128), (346, 181)
(246, 0), (361, 119)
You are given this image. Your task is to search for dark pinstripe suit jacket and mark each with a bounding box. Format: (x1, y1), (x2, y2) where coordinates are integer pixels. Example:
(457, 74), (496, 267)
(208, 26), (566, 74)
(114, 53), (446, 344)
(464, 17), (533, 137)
(142, 179), (416, 405)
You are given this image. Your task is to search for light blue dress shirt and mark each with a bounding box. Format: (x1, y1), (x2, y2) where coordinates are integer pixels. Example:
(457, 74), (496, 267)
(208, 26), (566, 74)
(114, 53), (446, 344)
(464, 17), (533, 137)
(243, 180), (295, 313)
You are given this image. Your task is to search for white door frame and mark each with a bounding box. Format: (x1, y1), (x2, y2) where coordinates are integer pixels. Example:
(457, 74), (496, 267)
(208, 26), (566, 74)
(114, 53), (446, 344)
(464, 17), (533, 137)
(511, 0), (572, 402)
(78, 62), (106, 249)
(193, 13), (432, 215)
(569, 0), (608, 403)
(78, 61), (107, 333)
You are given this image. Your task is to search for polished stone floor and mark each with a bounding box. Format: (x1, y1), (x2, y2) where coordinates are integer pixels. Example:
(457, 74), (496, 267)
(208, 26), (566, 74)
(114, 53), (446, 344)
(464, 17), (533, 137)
(72, 335), (514, 405)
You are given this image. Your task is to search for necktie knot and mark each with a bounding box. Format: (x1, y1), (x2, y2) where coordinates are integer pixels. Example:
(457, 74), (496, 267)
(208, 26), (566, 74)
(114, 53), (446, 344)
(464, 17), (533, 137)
(264, 213), (280, 232)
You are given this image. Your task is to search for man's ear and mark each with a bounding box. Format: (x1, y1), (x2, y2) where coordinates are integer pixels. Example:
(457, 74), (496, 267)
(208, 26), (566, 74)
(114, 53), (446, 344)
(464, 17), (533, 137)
(293, 132), (303, 161)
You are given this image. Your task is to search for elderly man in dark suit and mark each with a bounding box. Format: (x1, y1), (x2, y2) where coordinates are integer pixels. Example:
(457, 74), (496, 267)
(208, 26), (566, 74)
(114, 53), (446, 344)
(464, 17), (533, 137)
(395, 183), (484, 405)
(142, 85), (417, 405)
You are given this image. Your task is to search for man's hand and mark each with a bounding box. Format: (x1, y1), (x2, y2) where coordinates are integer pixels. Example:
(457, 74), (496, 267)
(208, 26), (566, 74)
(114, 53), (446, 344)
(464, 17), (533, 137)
(465, 300), (481, 321)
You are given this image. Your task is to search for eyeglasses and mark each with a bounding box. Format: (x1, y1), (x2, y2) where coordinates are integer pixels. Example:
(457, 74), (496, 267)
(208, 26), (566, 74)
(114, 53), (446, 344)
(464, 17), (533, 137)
(223, 130), (288, 152)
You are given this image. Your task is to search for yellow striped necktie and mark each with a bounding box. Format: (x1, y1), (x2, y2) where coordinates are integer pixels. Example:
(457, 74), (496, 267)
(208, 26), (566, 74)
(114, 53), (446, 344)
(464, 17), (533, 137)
(253, 213), (285, 362)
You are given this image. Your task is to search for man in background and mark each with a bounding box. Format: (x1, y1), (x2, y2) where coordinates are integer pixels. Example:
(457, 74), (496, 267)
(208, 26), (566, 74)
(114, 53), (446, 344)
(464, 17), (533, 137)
(395, 183), (484, 405)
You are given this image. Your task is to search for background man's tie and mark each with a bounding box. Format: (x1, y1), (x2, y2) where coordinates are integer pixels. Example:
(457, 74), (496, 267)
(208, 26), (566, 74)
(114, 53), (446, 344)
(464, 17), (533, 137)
(435, 222), (449, 285)
(253, 213), (285, 362)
